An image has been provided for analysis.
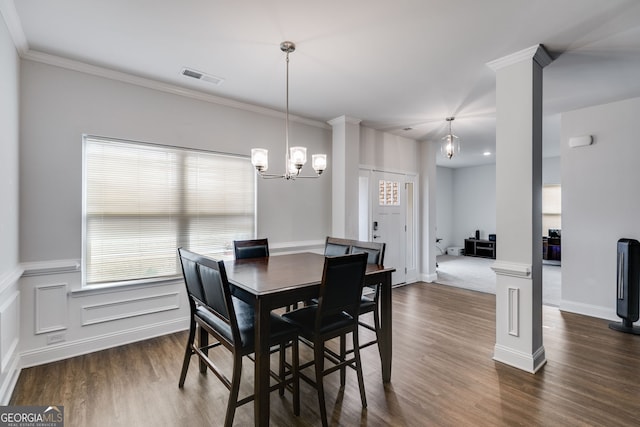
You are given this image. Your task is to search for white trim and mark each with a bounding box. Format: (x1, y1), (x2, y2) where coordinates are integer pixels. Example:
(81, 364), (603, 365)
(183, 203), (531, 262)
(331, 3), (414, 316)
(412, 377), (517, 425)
(269, 239), (325, 254)
(0, 353), (20, 405)
(34, 283), (68, 334)
(486, 44), (553, 71)
(559, 300), (618, 322)
(0, 0), (28, 55)
(81, 292), (181, 326)
(20, 317), (189, 368)
(493, 344), (546, 374)
(0, 291), (19, 373)
(21, 50), (329, 130)
(21, 259), (80, 277)
(0, 266), (23, 295)
(491, 260), (531, 278)
(327, 115), (362, 126)
(508, 288), (520, 337)
(421, 272), (438, 283)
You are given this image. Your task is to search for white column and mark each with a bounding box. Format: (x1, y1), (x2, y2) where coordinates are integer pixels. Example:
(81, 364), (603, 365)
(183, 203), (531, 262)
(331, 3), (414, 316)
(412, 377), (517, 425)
(487, 45), (552, 373)
(328, 115), (361, 239)
(420, 140), (438, 282)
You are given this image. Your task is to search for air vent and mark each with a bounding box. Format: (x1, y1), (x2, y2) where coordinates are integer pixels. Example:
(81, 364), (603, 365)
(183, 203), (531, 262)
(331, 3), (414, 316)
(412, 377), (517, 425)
(181, 68), (224, 86)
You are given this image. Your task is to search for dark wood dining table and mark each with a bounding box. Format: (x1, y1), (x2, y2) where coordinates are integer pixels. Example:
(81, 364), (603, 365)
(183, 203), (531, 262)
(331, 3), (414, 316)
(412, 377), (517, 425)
(224, 251), (395, 427)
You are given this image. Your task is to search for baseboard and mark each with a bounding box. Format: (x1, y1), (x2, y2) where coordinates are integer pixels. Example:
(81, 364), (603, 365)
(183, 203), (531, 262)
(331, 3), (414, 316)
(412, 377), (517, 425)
(420, 272), (438, 283)
(559, 300), (618, 321)
(20, 317), (189, 368)
(493, 344), (546, 374)
(0, 352), (21, 405)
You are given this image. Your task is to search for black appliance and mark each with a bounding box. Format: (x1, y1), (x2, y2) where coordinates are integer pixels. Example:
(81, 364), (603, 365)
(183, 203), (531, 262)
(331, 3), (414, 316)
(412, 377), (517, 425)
(608, 238), (640, 334)
(488, 234), (496, 242)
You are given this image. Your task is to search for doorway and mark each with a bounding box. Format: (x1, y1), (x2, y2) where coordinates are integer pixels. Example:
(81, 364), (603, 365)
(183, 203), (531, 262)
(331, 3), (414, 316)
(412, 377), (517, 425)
(358, 169), (417, 285)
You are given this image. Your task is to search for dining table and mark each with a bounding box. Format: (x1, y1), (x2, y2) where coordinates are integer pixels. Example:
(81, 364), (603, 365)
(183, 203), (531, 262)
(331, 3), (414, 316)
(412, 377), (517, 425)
(224, 251), (395, 426)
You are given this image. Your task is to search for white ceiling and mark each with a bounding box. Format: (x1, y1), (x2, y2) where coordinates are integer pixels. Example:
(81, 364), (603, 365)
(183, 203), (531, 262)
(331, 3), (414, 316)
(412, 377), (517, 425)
(5, 0), (640, 168)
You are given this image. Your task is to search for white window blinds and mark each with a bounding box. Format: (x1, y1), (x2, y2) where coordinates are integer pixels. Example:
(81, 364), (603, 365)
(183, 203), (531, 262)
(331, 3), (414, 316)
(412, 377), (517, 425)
(83, 136), (256, 286)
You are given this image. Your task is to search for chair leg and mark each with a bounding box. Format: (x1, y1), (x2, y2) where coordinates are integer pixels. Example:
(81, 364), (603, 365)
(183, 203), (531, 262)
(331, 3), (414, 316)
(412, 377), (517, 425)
(224, 351), (243, 427)
(279, 342), (286, 396)
(352, 329), (367, 409)
(178, 320), (196, 387)
(292, 338), (300, 416)
(339, 334), (346, 387)
(199, 325), (208, 374)
(373, 304), (381, 353)
(314, 340), (329, 427)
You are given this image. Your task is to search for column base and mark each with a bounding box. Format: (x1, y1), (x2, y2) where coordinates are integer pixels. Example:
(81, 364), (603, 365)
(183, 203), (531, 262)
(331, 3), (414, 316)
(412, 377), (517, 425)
(493, 344), (546, 373)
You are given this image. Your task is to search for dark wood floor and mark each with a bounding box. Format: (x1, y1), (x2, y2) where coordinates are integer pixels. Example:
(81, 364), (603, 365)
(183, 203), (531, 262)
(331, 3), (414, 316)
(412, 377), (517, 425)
(11, 282), (640, 426)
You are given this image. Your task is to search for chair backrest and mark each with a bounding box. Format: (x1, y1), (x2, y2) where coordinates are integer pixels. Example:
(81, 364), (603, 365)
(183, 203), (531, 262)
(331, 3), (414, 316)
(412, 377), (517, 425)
(325, 236), (385, 266)
(324, 237), (351, 256)
(316, 253), (368, 326)
(178, 247), (207, 306)
(350, 241), (385, 266)
(234, 238), (269, 259)
(178, 248), (240, 345)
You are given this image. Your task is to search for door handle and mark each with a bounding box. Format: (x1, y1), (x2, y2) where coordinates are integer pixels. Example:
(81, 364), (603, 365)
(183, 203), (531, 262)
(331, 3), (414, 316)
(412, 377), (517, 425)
(373, 234), (380, 239)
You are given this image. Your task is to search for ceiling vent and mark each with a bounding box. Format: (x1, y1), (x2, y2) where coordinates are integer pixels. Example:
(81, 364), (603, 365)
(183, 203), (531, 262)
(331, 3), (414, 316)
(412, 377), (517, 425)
(181, 68), (224, 86)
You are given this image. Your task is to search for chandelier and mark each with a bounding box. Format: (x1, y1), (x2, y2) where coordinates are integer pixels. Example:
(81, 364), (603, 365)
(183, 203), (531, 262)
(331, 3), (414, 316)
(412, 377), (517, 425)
(441, 117), (460, 160)
(251, 41), (327, 180)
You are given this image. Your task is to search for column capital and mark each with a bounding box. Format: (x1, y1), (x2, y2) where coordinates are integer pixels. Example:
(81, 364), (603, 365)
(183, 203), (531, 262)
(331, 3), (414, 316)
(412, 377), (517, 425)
(486, 44), (553, 71)
(327, 115), (362, 127)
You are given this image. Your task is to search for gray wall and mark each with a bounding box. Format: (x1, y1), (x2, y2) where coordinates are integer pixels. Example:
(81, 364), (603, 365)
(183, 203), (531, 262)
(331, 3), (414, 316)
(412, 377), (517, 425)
(16, 58), (332, 369)
(0, 14), (21, 404)
(561, 96), (640, 319)
(20, 60), (332, 263)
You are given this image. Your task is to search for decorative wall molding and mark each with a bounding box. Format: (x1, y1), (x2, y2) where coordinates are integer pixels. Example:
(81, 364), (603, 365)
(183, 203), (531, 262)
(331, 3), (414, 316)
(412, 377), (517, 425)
(0, 291), (19, 373)
(21, 259), (80, 277)
(81, 292), (180, 326)
(0, 353), (20, 405)
(491, 260), (531, 278)
(508, 288), (520, 337)
(20, 317), (189, 369)
(270, 240), (324, 255)
(0, 266), (23, 295)
(34, 283), (68, 334)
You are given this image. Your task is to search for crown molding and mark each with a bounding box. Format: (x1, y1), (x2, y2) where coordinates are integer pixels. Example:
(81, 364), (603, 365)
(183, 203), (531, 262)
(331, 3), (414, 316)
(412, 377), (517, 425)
(21, 49), (330, 130)
(0, 0), (28, 55)
(327, 115), (362, 126)
(486, 44), (553, 71)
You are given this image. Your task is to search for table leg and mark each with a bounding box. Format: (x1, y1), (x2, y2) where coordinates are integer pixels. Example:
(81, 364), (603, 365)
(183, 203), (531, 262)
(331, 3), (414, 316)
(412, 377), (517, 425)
(254, 298), (271, 426)
(379, 271), (393, 382)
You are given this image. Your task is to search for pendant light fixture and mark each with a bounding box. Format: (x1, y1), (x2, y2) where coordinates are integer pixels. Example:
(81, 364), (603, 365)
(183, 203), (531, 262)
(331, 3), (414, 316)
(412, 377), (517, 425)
(441, 117), (460, 160)
(251, 41), (327, 180)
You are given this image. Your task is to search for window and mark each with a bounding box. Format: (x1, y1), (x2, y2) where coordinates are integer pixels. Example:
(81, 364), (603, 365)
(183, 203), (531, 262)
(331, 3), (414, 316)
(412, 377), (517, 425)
(82, 135), (256, 287)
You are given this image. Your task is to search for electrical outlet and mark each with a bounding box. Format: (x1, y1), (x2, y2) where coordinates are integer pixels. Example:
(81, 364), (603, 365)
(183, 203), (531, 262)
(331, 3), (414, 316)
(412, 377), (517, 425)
(46, 332), (66, 345)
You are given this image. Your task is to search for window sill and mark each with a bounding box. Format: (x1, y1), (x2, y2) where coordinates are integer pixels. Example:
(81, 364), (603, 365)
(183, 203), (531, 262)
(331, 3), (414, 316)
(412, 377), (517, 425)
(71, 276), (183, 298)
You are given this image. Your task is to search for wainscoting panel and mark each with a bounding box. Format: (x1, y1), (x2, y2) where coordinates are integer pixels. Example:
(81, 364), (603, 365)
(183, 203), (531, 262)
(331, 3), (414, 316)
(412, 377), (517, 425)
(81, 292), (180, 326)
(35, 283), (68, 334)
(0, 291), (19, 374)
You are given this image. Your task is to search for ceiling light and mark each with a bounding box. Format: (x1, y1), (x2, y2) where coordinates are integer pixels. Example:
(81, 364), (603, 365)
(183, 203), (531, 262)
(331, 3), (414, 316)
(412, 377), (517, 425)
(483, 151), (492, 156)
(251, 41), (327, 180)
(441, 117), (460, 160)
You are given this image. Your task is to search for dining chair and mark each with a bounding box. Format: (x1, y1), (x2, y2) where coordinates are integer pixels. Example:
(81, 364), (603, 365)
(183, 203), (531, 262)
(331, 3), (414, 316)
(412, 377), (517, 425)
(350, 242), (386, 353)
(233, 238), (269, 259)
(177, 248), (300, 427)
(280, 252), (368, 427)
(324, 236), (350, 257)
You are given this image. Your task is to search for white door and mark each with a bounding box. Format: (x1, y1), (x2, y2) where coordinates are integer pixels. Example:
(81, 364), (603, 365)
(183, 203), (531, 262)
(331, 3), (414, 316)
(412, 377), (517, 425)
(371, 171), (406, 285)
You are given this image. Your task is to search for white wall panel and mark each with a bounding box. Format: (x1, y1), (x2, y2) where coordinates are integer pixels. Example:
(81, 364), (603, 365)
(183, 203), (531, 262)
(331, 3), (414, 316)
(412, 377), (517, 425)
(34, 283), (67, 334)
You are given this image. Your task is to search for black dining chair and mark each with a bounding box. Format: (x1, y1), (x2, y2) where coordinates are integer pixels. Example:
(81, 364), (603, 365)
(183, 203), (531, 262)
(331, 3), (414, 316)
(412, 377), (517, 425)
(177, 248), (300, 427)
(280, 252), (368, 427)
(233, 238), (269, 259)
(350, 242), (386, 353)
